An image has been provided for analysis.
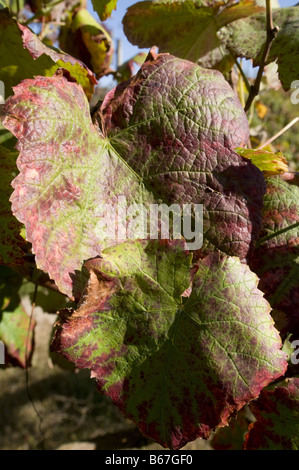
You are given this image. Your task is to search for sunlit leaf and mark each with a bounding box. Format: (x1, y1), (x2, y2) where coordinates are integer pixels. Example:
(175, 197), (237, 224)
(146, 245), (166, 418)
(3, 52), (265, 297)
(235, 147), (288, 176)
(123, 0), (264, 64)
(91, 0), (118, 21)
(0, 9), (96, 98)
(60, 8), (113, 79)
(219, 6), (299, 90)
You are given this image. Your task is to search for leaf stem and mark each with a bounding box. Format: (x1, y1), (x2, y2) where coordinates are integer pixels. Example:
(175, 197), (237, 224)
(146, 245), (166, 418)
(257, 117), (299, 149)
(233, 55), (251, 93)
(244, 0), (278, 113)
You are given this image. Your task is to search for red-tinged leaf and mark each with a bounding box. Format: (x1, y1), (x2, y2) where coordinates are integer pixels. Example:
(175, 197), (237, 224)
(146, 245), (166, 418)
(0, 9), (96, 99)
(250, 175), (299, 340)
(100, 50), (265, 259)
(3, 52), (265, 298)
(51, 240), (287, 449)
(244, 378), (299, 450)
(0, 146), (25, 264)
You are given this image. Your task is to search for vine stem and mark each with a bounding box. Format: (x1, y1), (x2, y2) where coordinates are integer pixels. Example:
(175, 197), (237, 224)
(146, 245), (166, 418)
(244, 0), (278, 113)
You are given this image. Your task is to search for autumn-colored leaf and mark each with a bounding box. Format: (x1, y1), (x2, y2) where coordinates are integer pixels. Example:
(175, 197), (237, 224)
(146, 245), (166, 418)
(3, 52), (265, 297)
(0, 9), (96, 98)
(250, 175), (299, 340)
(51, 240), (287, 449)
(235, 147), (288, 176)
(60, 8), (114, 79)
(245, 378), (299, 450)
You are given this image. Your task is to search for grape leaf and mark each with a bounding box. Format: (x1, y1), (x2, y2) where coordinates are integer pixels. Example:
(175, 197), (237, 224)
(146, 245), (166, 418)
(0, 123), (16, 151)
(116, 52), (147, 83)
(3, 51), (265, 298)
(219, 6), (299, 91)
(0, 145), (25, 264)
(91, 0), (118, 21)
(250, 175), (299, 340)
(211, 406), (253, 450)
(0, 266), (34, 367)
(0, 304), (35, 367)
(244, 378), (299, 450)
(235, 147), (289, 176)
(51, 239), (287, 449)
(122, 0), (264, 64)
(59, 8), (114, 79)
(0, 9), (96, 98)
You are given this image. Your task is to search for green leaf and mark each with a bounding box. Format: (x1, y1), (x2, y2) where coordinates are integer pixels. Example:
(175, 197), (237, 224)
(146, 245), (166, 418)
(250, 175), (299, 340)
(0, 145), (25, 264)
(0, 123), (16, 151)
(235, 147), (289, 176)
(91, 0), (118, 21)
(3, 52), (265, 298)
(60, 8), (113, 79)
(219, 6), (299, 91)
(245, 378), (299, 450)
(0, 9), (96, 98)
(211, 407), (253, 450)
(0, 304), (35, 367)
(123, 0), (264, 64)
(0, 266), (34, 368)
(51, 240), (287, 449)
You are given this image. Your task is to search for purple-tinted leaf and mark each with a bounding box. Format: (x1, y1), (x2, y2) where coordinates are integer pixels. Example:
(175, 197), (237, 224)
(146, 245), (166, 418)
(3, 52), (265, 297)
(250, 175), (299, 340)
(100, 50), (265, 259)
(0, 146), (24, 264)
(51, 240), (287, 449)
(244, 378), (299, 450)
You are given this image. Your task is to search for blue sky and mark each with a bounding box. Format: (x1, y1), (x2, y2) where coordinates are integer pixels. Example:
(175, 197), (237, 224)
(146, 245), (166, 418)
(89, 0), (298, 87)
